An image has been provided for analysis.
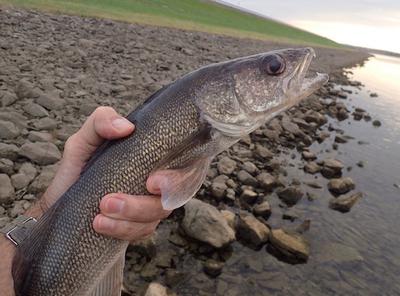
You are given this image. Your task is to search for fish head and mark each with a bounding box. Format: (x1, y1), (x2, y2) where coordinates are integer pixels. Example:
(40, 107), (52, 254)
(197, 47), (329, 137)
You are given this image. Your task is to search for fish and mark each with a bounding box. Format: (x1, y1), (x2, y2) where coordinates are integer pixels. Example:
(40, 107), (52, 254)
(12, 47), (328, 296)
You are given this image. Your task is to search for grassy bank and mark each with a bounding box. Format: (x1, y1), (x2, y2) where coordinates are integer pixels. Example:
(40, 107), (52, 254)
(0, 0), (339, 47)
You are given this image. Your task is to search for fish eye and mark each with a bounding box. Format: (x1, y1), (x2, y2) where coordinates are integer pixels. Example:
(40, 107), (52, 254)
(262, 54), (286, 75)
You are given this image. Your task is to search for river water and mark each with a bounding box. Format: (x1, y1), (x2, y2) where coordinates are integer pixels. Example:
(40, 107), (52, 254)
(167, 54), (400, 296)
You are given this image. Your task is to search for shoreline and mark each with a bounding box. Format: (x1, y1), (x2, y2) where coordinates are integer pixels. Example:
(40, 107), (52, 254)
(0, 8), (374, 296)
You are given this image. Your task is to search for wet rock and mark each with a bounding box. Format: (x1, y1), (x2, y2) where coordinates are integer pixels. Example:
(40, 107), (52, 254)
(302, 151), (316, 160)
(236, 213), (269, 248)
(304, 181), (323, 189)
(182, 199), (235, 248)
(282, 208), (300, 221)
(217, 156), (236, 175)
(352, 111), (363, 120)
(0, 143), (19, 160)
(19, 142), (61, 165)
(256, 172), (276, 191)
(36, 93), (64, 110)
(144, 282), (169, 296)
(0, 174), (15, 203)
(295, 219), (311, 234)
(254, 143), (273, 160)
(321, 158), (344, 178)
(240, 188), (258, 204)
(317, 243), (364, 263)
(370, 92), (378, 97)
(211, 180), (227, 200)
(328, 177), (355, 194)
(304, 110), (327, 125)
(329, 192), (363, 213)
(237, 170), (258, 187)
(23, 102), (49, 117)
(277, 186), (303, 206)
(0, 158), (14, 175)
(304, 161), (321, 174)
(334, 134), (348, 143)
(203, 259), (224, 277)
(372, 120), (381, 127)
(253, 200), (271, 218)
(1, 91), (18, 107)
(268, 229), (309, 263)
(0, 120), (20, 139)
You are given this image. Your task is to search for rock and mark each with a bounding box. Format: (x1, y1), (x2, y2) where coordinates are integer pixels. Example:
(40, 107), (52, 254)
(240, 188), (258, 204)
(256, 172), (276, 191)
(334, 134), (348, 143)
(328, 177), (355, 194)
(241, 161), (258, 175)
(220, 210), (235, 229)
(254, 143), (273, 160)
(277, 186), (303, 206)
(9, 200), (31, 218)
(217, 157), (236, 175)
(302, 151), (316, 160)
(164, 269), (185, 287)
(0, 120), (20, 139)
(0, 174), (15, 203)
(15, 79), (38, 99)
(1, 91), (18, 107)
(236, 213), (269, 248)
(304, 110), (327, 125)
(329, 192), (363, 213)
(237, 170), (258, 187)
(29, 164), (59, 193)
(0, 158), (14, 175)
(23, 102), (49, 117)
(304, 161), (321, 174)
(145, 282), (168, 296)
(225, 188), (236, 201)
(372, 120), (381, 127)
(304, 181), (323, 189)
(203, 259), (224, 277)
(211, 180), (227, 199)
(281, 116), (303, 136)
(36, 93), (64, 110)
(34, 117), (58, 130)
(370, 92), (378, 97)
(317, 243), (364, 263)
(182, 199), (235, 248)
(253, 200), (271, 218)
(11, 173), (31, 190)
(28, 131), (53, 142)
(322, 158), (344, 178)
(19, 142), (61, 165)
(295, 219), (311, 234)
(0, 143), (19, 160)
(268, 229), (309, 263)
(282, 208), (300, 221)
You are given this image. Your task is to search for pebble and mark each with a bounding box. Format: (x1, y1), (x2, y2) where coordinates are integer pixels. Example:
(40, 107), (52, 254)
(237, 170), (258, 187)
(211, 181), (227, 200)
(36, 93), (64, 110)
(328, 177), (355, 194)
(1, 90), (18, 107)
(334, 134), (348, 143)
(256, 172), (276, 191)
(304, 161), (321, 174)
(302, 151), (316, 160)
(34, 117), (58, 130)
(253, 200), (272, 218)
(28, 131), (53, 142)
(254, 143), (273, 160)
(0, 120), (20, 139)
(0, 143), (19, 160)
(268, 229), (310, 263)
(203, 259), (224, 277)
(144, 283), (169, 296)
(0, 158), (14, 175)
(220, 210), (236, 230)
(372, 120), (381, 127)
(329, 192), (363, 212)
(0, 174), (15, 203)
(217, 156), (237, 175)
(236, 213), (270, 248)
(241, 161), (258, 175)
(240, 188), (258, 204)
(19, 142), (61, 165)
(23, 102), (49, 117)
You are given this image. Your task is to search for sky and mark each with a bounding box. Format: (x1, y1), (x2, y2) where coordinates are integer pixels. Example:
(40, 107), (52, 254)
(220, 0), (400, 54)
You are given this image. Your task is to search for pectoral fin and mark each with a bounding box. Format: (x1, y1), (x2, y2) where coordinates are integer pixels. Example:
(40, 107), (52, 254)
(89, 253), (125, 296)
(148, 157), (212, 210)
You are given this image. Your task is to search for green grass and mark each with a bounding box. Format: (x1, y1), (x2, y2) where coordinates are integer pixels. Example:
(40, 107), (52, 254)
(0, 0), (339, 47)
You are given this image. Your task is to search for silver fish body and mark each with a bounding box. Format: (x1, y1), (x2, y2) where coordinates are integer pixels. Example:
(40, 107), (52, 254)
(13, 47), (328, 296)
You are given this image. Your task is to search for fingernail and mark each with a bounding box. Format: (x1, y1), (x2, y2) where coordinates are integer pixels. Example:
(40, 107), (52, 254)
(97, 216), (114, 231)
(105, 197), (125, 213)
(112, 118), (133, 131)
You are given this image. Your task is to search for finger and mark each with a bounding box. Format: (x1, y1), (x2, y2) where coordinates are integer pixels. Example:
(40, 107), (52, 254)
(99, 193), (171, 222)
(93, 215), (159, 241)
(146, 173), (164, 195)
(75, 106), (134, 149)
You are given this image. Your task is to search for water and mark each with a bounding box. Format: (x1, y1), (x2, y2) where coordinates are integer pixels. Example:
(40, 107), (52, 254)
(175, 54), (400, 296)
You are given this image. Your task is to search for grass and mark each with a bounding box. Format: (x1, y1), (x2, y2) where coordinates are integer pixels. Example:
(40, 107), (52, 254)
(0, 0), (339, 47)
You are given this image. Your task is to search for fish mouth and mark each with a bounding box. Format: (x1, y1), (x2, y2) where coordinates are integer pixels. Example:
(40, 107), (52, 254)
(283, 47), (329, 104)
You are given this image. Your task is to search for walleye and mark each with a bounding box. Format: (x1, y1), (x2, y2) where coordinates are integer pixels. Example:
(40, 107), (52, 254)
(13, 47), (328, 295)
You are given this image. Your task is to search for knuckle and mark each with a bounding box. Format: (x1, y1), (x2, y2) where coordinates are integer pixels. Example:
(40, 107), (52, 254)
(94, 106), (114, 118)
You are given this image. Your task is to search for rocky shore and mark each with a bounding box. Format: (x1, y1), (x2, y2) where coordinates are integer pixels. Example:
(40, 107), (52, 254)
(0, 7), (375, 296)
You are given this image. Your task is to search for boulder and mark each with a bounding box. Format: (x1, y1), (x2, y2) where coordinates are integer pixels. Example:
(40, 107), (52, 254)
(182, 199), (235, 248)
(19, 142), (61, 165)
(328, 177), (355, 194)
(329, 192), (363, 213)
